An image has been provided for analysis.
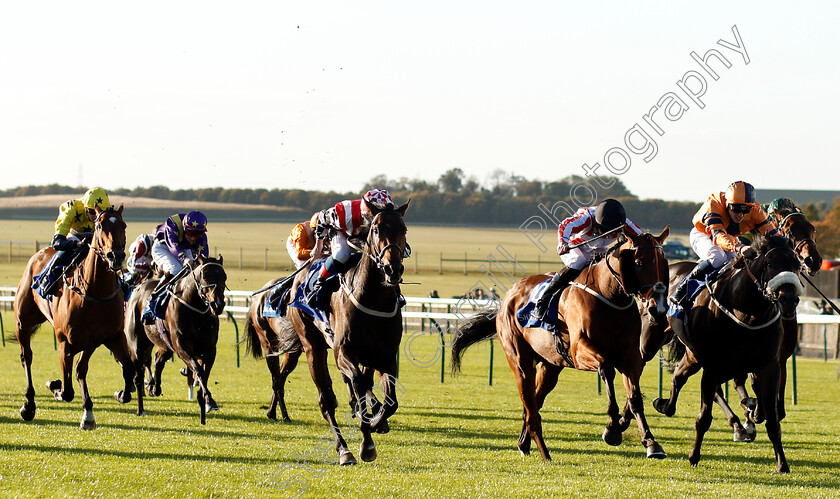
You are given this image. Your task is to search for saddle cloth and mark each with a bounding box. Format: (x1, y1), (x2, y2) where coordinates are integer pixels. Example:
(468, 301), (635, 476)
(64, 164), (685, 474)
(287, 260), (335, 346)
(515, 277), (561, 333)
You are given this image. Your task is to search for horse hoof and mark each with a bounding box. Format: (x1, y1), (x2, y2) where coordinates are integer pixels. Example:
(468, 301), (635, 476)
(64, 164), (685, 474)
(339, 451), (357, 466)
(733, 426), (750, 442)
(652, 398), (674, 417)
(114, 390), (131, 404)
(206, 404), (219, 413)
(137, 410), (146, 417)
(267, 411), (277, 421)
(80, 419), (97, 431)
(20, 404), (36, 421)
(646, 443), (667, 459)
(373, 419), (390, 434)
(778, 462), (790, 474)
(745, 421), (757, 442)
(360, 443), (377, 462)
(602, 427), (622, 446)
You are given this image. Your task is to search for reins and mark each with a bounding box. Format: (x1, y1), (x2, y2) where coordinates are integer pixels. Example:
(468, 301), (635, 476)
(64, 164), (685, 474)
(65, 210), (123, 302)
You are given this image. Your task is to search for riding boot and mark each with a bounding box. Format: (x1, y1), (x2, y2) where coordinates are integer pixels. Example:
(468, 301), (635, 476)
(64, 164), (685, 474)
(532, 267), (582, 320)
(39, 249), (73, 297)
(142, 272), (174, 324)
(306, 276), (327, 307)
(669, 259), (716, 306)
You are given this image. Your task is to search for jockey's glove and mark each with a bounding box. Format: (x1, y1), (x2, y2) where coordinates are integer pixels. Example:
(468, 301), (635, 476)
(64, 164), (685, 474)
(51, 234), (78, 251)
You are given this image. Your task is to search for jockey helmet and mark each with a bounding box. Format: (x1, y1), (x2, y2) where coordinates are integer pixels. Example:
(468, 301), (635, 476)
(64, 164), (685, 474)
(594, 198), (626, 233)
(309, 213), (320, 229)
(184, 211), (208, 233)
(725, 181), (756, 205)
(363, 188), (393, 208)
(83, 187), (111, 211)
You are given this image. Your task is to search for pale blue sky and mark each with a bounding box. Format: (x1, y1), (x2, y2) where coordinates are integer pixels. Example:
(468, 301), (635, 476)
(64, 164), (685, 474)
(0, 1), (837, 202)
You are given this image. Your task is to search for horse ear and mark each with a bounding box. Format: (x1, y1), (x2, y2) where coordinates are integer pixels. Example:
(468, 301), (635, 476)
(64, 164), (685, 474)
(656, 225), (670, 244)
(217, 254), (223, 265)
(622, 225), (638, 243)
(117, 204), (124, 215)
(364, 198), (380, 216)
(397, 199), (411, 217)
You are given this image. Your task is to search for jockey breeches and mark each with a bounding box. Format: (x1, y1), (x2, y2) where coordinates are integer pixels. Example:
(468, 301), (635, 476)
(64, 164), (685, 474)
(152, 240), (183, 275)
(689, 227), (734, 269)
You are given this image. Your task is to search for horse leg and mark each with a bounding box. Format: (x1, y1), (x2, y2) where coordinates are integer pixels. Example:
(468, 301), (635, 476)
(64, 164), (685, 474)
(749, 373), (765, 424)
(757, 362), (789, 473)
(265, 354), (282, 420)
(202, 351), (219, 413)
(712, 384), (750, 442)
(48, 340), (76, 402)
(306, 345), (355, 465)
(519, 362), (562, 456)
(75, 349), (97, 430)
(732, 374), (757, 440)
(17, 325), (37, 421)
(274, 350), (301, 422)
(599, 364), (623, 447)
(620, 368), (667, 459)
(368, 369), (403, 435)
(688, 372), (717, 466)
(777, 361), (788, 422)
(652, 354), (701, 417)
(150, 348), (173, 397)
(335, 353), (377, 463)
(104, 334), (134, 405)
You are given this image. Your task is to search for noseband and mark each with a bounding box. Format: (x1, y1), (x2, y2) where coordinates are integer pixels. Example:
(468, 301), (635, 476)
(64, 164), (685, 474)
(603, 239), (667, 301)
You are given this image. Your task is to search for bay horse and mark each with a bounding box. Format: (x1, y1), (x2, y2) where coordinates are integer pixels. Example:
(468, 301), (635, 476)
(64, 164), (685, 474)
(653, 235), (802, 473)
(287, 200), (409, 465)
(245, 277), (302, 421)
(14, 205), (134, 429)
(452, 227), (670, 460)
(124, 255), (227, 425)
(641, 205), (821, 439)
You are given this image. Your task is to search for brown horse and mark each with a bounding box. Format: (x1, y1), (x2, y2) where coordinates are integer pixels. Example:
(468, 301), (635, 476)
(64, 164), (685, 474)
(653, 236), (802, 473)
(641, 204), (821, 439)
(452, 227), (670, 460)
(124, 255), (227, 424)
(286, 200), (409, 465)
(245, 278), (303, 422)
(14, 205), (133, 429)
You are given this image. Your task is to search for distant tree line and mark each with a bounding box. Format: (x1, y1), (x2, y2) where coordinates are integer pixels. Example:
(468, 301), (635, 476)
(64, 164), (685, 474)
(10, 172), (840, 255)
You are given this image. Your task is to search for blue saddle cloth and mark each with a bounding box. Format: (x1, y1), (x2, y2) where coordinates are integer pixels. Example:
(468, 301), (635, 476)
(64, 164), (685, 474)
(287, 260), (334, 336)
(141, 285), (173, 323)
(262, 285), (292, 318)
(31, 253), (63, 299)
(515, 277), (562, 333)
(667, 278), (705, 321)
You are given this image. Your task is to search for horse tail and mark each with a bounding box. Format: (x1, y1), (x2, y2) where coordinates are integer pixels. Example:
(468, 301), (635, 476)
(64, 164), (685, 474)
(663, 331), (686, 374)
(244, 314), (264, 360)
(451, 309), (498, 373)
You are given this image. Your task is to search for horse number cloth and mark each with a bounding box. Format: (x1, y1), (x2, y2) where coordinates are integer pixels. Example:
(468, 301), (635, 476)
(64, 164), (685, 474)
(287, 260), (335, 345)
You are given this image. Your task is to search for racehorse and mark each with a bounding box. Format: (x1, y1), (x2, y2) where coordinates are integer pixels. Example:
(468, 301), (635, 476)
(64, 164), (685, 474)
(124, 255), (227, 425)
(452, 227), (671, 460)
(14, 205), (133, 429)
(245, 278), (303, 421)
(652, 235), (802, 473)
(640, 204), (821, 439)
(287, 200), (409, 465)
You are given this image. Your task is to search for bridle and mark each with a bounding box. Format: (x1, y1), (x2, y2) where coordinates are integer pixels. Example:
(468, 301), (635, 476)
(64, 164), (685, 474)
(347, 210), (407, 273)
(64, 209), (124, 302)
(168, 261), (225, 315)
(603, 236), (668, 301)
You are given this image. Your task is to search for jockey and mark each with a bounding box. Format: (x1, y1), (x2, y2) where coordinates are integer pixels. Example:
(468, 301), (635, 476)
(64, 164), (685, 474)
(287, 213), (319, 269)
(306, 188), (393, 305)
(142, 211), (209, 322)
(37, 187), (111, 296)
(669, 180), (779, 305)
(124, 233), (156, 285)
(533, 198), (643, 320)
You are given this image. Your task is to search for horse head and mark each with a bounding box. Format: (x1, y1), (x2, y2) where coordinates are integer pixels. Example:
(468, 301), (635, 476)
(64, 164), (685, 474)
(93, 205), (127, 271)
(191, 255), (227, 315)
(617, 225), (670, 324)
(776, 210), (822, 276)
(748, 235), (804, 319)
(364, 199), (410, 287)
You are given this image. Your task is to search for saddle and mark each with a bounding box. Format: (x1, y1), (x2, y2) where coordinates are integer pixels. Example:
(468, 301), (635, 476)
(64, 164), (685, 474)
(515, 277), (574, 366)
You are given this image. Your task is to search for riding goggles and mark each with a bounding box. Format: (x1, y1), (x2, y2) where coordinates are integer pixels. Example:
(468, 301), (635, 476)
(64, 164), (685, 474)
(728, 203), (752, 215)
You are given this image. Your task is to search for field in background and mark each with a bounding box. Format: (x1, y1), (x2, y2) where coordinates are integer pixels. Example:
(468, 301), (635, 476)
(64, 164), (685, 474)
(0, 309), (837, 497)
(0, 221), (690, 298)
